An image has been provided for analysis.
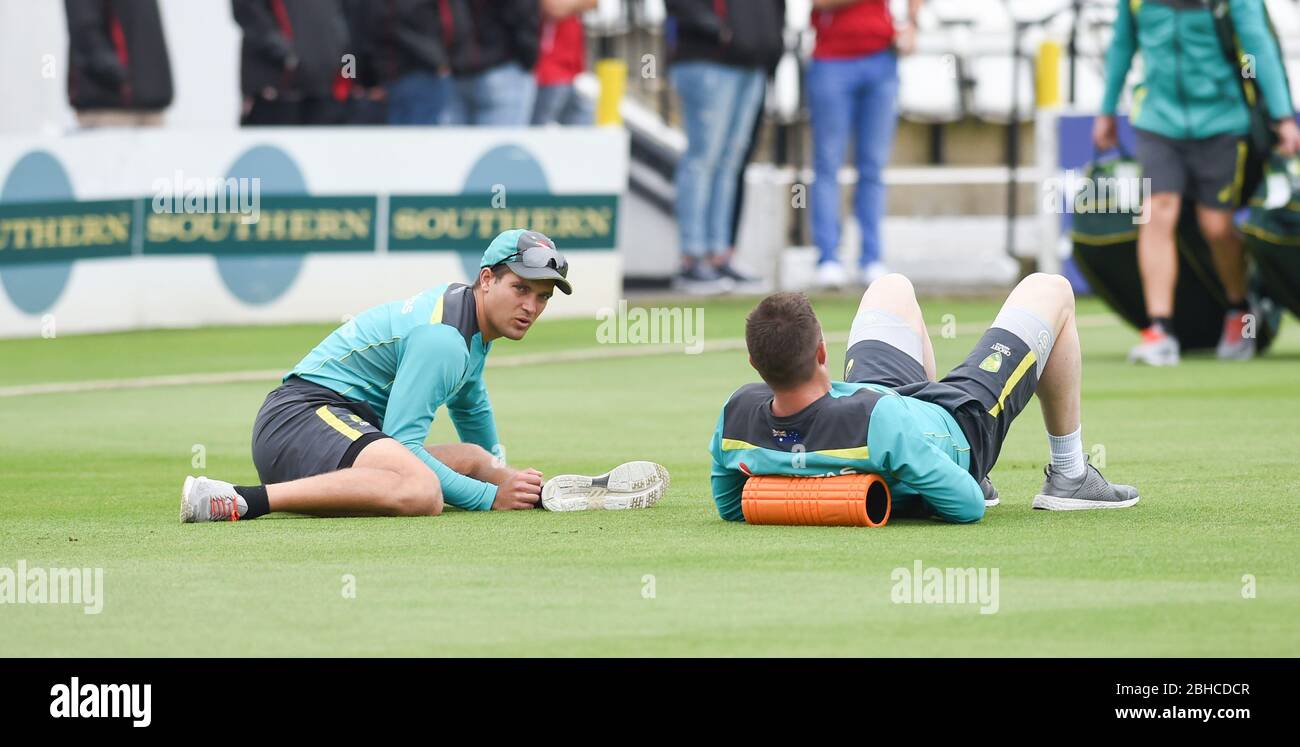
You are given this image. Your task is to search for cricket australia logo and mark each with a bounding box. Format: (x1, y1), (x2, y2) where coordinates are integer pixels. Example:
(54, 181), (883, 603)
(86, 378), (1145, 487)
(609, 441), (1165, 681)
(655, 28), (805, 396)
(980, 343), (1013, 373)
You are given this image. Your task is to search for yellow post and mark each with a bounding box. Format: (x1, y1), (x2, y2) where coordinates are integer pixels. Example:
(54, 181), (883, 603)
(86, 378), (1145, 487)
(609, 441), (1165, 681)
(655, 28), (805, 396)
(595, 58), (627, 126)
(1036, 39), (1062, 109)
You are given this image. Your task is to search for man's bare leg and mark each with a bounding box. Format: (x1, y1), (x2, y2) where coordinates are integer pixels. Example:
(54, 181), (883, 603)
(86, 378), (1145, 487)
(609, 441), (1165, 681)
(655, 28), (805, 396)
(1197, 205), (1248, 304)
(266, 438), (443, 517)
(1197, 204), (1257, 360)
(1129, 193), (1183, 365)
(1138, 193), (1181, 320)
(856, 273), (937, 380)
(997, 273), (1080, 436)
(994, 273), (1139, 508)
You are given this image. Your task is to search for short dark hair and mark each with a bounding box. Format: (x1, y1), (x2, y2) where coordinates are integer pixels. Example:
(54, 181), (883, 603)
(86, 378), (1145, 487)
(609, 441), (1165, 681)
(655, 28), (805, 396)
(745, 293), (822, 389)
(471, 263), (509, 290)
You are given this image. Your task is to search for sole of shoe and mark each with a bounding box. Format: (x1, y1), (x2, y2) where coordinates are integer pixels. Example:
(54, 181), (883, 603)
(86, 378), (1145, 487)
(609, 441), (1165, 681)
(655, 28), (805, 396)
(541, 461), (670, 512)
(984, 497), (1000, 507)
(180, 475), (197, 523)
(1031, 493), (1140, 510)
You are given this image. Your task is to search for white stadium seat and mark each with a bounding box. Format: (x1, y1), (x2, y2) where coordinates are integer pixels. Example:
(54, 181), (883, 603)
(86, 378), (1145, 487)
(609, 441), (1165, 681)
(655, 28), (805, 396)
(641, 0), (665, 27)
(897, 53), (964, 123)
(969, 54), (1036, 123)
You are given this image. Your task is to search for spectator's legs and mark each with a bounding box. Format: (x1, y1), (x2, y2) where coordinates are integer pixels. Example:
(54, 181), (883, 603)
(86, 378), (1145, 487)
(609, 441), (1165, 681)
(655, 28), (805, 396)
(387, 71), (450, 125)
(443, 75), (473, 125)
(672, 61), (731, 266)
(559, 84), (594, 125)
(706, 67), (766, 257)
(1137, 192), (1181, 320)
(532, 83), (567, 125)
(808, 58), (856, 267)
(476, 63), (536, 126)
(300, 98), (347, 125)
(852, 50), (900, 273)
(1196, 204), (1248, 304)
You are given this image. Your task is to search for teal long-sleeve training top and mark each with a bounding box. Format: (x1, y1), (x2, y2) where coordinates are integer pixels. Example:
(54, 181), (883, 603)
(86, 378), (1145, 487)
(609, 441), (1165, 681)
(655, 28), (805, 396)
(290, 283), (500, 511)
(708, 381), (985, 524)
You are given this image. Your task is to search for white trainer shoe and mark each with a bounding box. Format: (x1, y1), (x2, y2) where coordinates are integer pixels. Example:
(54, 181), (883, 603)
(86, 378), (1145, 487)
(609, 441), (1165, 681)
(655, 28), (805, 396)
(541, 461), (670, 512)
(816, 261), (848, 290)
(180, 476), (247, 523)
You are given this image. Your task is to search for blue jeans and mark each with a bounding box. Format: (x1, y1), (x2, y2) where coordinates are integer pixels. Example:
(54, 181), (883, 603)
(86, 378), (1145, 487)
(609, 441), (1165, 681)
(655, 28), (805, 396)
(386, 71), (453, 125)
(808, 50), (899, 267)
(444, 63), (537, 126)
(671, 61), (766, 258)
(532, 83), (594, 125)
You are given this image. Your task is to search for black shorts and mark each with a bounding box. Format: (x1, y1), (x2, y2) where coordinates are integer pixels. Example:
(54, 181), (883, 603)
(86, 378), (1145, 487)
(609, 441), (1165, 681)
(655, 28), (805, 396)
(1135, 128), (1248, 210)
(250, 376), (392, 485)
(844, 329), (1040, 481)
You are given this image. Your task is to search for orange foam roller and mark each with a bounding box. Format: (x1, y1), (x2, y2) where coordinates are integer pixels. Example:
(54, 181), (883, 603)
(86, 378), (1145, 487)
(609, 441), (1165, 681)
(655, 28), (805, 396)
(741, 473), (891, 527)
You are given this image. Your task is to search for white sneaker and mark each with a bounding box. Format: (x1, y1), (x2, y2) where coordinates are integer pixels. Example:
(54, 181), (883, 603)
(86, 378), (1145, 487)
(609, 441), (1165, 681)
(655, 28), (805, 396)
(1127, 329), (1180, 366)
(816, 261), (848, 290)
(180, 476), (247, 523)
(862, 261), (890, 285)
(541, 461), (670, 511)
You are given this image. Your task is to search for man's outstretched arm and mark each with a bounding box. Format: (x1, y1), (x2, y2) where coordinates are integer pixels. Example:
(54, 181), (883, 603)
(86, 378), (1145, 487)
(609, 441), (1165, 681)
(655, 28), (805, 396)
(384, 325), (499, 511)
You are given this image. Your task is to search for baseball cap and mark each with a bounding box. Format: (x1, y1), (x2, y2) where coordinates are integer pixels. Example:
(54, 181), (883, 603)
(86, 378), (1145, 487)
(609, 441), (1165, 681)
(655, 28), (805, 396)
(479, 229), (572, 295)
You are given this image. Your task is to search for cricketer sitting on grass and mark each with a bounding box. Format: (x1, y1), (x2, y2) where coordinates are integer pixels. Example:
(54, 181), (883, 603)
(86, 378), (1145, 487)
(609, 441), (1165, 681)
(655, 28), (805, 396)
(709, 273), (1140, 523)
(180, 229), (668, 522)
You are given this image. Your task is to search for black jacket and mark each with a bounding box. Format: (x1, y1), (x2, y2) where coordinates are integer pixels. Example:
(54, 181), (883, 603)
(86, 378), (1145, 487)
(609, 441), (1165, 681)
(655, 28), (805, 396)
(666, 0), (786, 72)
(65, 0), (174, 110)
(354, 0), (449, 86)
(233, 0), (349, 98)
(438, 0), (540, 77)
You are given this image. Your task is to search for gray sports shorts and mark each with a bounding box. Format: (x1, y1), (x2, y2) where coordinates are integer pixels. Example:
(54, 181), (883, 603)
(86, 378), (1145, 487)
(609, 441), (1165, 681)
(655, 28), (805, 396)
(1134, 128), (1247, 210)
(250, 376), (392, 485)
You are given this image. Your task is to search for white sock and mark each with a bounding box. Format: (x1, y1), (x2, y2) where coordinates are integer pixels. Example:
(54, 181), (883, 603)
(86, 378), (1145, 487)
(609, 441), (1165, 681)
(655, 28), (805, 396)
(1048, 426), (1086, 479)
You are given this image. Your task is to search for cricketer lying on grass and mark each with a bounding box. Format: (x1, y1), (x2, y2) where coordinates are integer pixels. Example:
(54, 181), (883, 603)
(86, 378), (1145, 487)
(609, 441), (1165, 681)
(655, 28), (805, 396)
(709, 273), (1140, 523)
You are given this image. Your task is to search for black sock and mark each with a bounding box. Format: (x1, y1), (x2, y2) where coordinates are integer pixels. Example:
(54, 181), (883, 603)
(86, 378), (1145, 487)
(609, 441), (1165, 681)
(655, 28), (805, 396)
(1227, 299), (1249, 313)
(1150, 317), (1173, 334)
(234, 485), (270, 519)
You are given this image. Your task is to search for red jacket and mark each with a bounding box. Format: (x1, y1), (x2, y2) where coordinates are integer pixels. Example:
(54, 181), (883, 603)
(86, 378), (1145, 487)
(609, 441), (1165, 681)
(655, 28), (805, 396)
(811, 0), (894, 60)
(536, 16), (585, 85)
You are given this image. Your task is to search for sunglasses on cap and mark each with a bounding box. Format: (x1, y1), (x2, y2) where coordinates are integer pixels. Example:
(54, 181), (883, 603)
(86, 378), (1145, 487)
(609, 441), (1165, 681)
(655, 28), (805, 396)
(504, 245), (569, 278)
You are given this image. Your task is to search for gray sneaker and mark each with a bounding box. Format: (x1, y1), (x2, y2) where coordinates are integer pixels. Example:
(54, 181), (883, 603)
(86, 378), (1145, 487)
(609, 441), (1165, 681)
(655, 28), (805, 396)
(672, 263), (733, 296)
(1032, 459), (1139, 511)
(1215, 309), (1257, 361)
(980, 476), (999, 507)
(1127, 331), (1180, 366)
(180, 476), (247, 523)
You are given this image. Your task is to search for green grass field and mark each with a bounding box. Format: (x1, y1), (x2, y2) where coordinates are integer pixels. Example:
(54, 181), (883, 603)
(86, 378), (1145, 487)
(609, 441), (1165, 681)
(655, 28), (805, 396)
(1, 294), (1297, 656)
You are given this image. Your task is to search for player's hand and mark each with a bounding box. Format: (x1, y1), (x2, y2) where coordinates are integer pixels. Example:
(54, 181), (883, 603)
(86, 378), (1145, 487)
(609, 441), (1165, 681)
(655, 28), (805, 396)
(1093, 115), (1118, 152)
(493, 468), (543, 510)
(1275, 118), (1300, 157)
